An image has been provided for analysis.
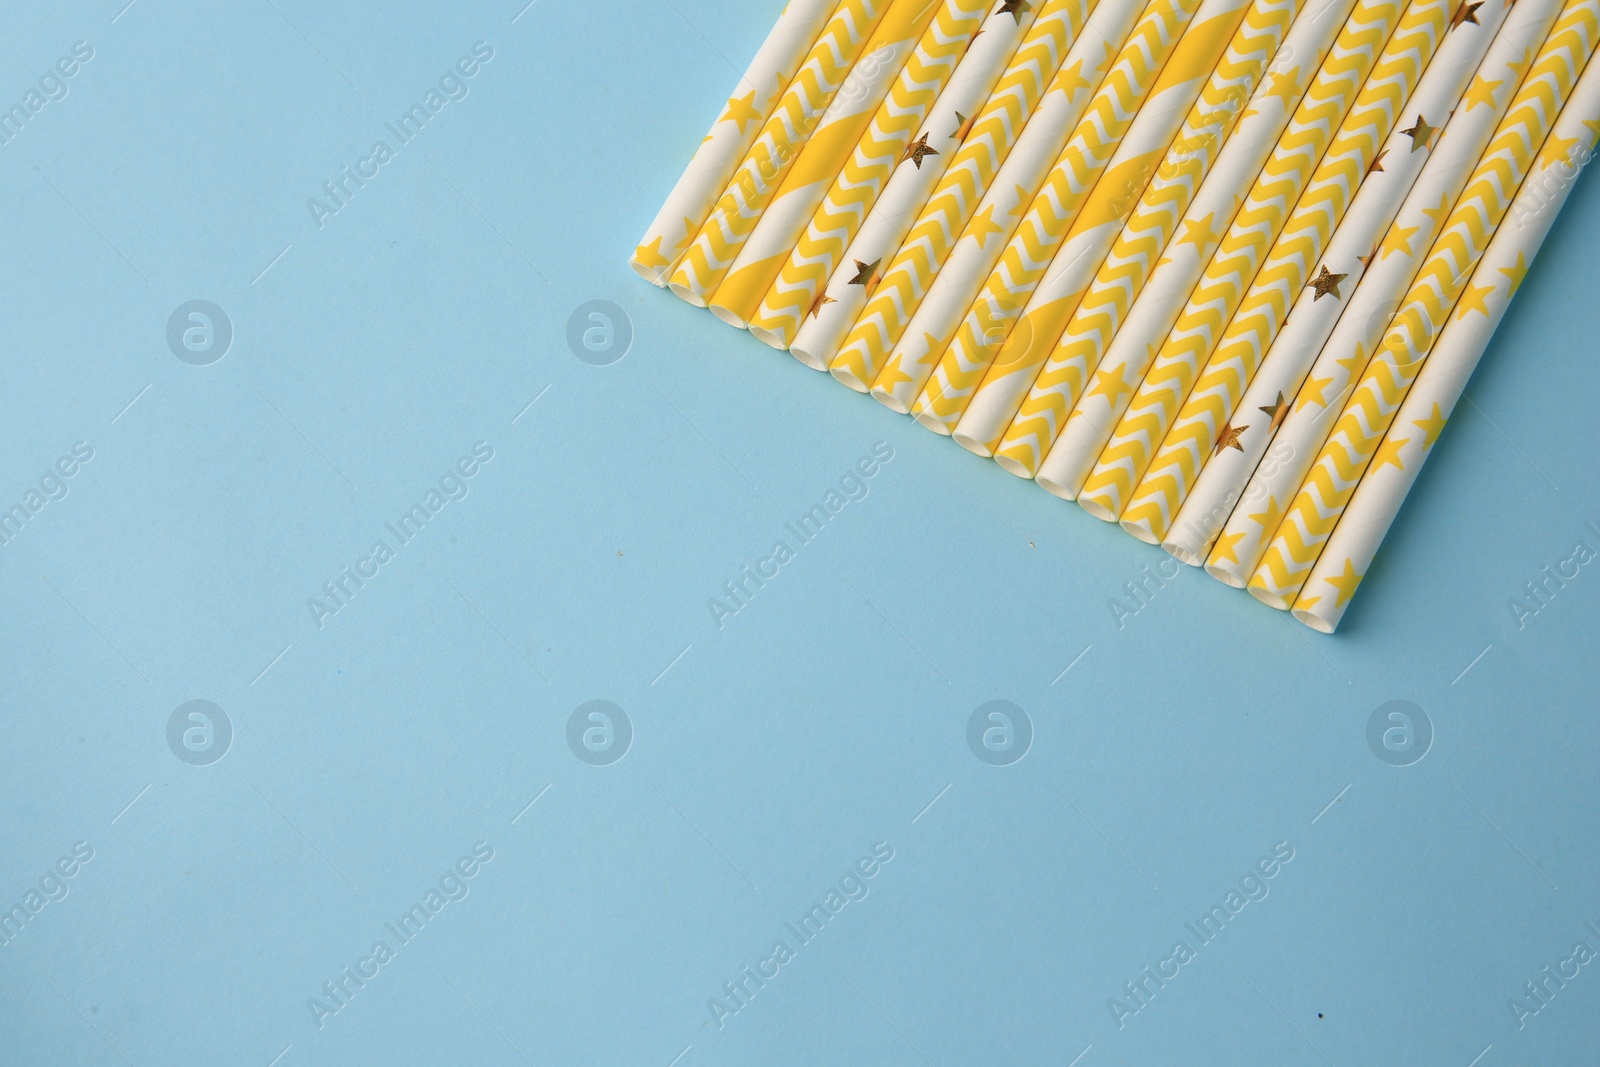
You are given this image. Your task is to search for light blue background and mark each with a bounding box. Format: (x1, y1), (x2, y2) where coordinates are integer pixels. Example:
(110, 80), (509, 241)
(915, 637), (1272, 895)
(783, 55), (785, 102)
(1, 1), (1597, 1064)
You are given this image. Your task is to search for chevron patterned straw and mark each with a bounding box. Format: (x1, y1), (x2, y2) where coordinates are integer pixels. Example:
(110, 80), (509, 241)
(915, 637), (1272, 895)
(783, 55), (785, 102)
(746, 0), (993, 348)
(1115, 0), (1461, 544)
(1248, 0), (1600, 607)
(1164, 0), (1521, 565)
(950, 0), (1268, 454)
(668, 0), (894, 307)
(788, 3), (1042, 370)
(1204, 0), (1567, 587)
(708, 0), (949, 326)
(1031, 0), (1357, 497)
(870, 0), (1151, 412)
(830, 0), (1101, 389)
(1074, 0), (1435, 523)
(632, 0), (841, 286)
(907, 0), (1210, 431)
(1293, 54), (1600, 631)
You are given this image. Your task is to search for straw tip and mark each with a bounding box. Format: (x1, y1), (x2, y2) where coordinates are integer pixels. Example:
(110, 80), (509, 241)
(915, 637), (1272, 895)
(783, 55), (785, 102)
(667, 281), (709, 308)
(1203, 562), (1247, 588)
(1291, 607), (1337, 634)
(1119, 518), (1160, 546)
(1246, 585), (1293, 611)
(1034, 474), (1078, 502)
(912, 411), (953, 436)
(829, 365), (872, 392)
(871, 387), (911, 414)
(628, 259), (669, 286)
(951, 430), (992, 458)
(1161, 541), (1205, 567)
(993, 454), (1036, 479)
(749, 324), (792, 351)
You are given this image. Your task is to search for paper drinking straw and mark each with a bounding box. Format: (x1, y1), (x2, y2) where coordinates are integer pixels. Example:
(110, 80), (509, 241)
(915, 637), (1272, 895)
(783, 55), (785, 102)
(870, 0), (1151, 411)
(745, 0), (992, 347)
(668, 0), (893, 307)
(1294, 61), (1600, 631)
(1248, 0), (1598, 608)
(899, 0), (1200, 426)
(1030, 0), (1356, 496)
(708, 0), (947, 326)
(829, 0), (1100, 388)
(949, 0), (1264, 452)
(1117, 0), (1460, 544)
(1204, 0), (1567, 586)
(1165, 0), (1522, 565)
(632, 0), (842, 286)
(1073, 0), (1433, 523)
(788, 4), (1041, 371)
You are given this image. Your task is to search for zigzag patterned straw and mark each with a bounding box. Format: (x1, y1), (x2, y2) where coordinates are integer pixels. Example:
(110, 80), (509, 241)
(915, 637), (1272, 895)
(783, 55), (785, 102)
(1248, 0), (1599, 607)
(1294, 53), (1600, 631)
(668, 0), (893, 307)
(830, 0), (1100, 388)
(870, 0), (1150, 411)
(1074, 0), (1430, 522)
(788, 4), (1042, 371)
(1116, 0), (1460, 544)
(907, 0), (1209, 432)
(951, 0), (1272, 454)
(1164, 0), (1521, 565)
(1202, 0), (1563, 586)
(1031, 0), (1357, 497)
(632, 0), (841, 286)
(746, 0), (993, 348)
(708, 0), (949, 326)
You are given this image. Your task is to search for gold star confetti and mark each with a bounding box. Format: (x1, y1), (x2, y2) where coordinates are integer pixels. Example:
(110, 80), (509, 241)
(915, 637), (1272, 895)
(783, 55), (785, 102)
(950, 110), (977, 141)
(1357, 243), (1379, 269)
(1258, 391), (1289, 431)
(1307, 265), (1348, 301)
(848, 258), (883, 293)
(808, 291), (836, 319)
(1214, 422), (1246, 455)
(1368, 148), (1388, 174)
(902, 132), (940, 169)
(998, 0), (1033, 23)
(1450, 1), (1483, 28)
(1401, 114), (1436, 152)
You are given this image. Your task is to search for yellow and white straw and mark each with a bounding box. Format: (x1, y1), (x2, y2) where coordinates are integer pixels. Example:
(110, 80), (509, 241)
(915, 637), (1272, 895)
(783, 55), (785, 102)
(1249, 0), (1599, 607)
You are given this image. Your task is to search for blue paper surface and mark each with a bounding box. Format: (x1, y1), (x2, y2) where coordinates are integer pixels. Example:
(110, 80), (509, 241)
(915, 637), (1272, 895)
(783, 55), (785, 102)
(2, 2), (1598, 1064)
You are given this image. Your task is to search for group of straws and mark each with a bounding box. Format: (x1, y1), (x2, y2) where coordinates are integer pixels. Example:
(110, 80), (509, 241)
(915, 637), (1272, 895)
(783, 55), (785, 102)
(631, 0), (1598, 632)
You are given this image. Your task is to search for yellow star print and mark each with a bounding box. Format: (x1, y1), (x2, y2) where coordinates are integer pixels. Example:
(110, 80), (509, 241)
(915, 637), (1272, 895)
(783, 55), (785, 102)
(1296, 373), (1333, 413)
(724, 90), (761, 134)
(1210, 530), (1247, 566)
(1177, 212), (1221, 254)
(1261, 66), (1301, 111)
(1325, 559), (1364, 608)
(968, 204), (1005, 248)
(1421, 192), (1452, 234)
(1463, 73), (1501, 112)
(634, 236), (671, 272)
(1499, 251), (1528, 297)
(1053, 59), (1090, 99)
(1372, 435), (1409, 473)
(1454, 281), (1494, 320)
(1248, 494), (1283, 534)
(1538, 133), (1580, 171)
(1381, 222), (1417, 261)
(1413, 403), (1447, 451)
(1087, 364), (1134, 406)
(875, 351), (917, 394)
